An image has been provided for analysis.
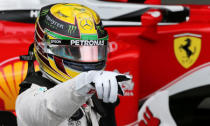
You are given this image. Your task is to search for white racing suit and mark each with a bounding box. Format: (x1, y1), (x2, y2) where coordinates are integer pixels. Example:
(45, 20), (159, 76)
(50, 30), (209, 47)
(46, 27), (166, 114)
(16, 71), (119, 126)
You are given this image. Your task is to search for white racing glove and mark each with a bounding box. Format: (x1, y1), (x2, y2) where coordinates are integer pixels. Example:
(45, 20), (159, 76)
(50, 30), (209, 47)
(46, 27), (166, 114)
(72, 71), (131, 103)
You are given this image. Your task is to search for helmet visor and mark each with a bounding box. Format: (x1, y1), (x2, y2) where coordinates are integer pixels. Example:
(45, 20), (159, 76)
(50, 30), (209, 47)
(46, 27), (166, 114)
(44, 39), (108, 62)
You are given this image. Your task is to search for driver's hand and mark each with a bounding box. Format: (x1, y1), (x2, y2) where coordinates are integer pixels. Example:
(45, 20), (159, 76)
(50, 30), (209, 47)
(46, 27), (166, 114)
(72, 71), (131, 103)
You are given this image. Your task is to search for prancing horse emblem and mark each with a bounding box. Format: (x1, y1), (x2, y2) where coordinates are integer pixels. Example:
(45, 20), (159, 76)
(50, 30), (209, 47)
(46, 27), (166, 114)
(174, 33), (201, 69)
(179, 38), (196, 58)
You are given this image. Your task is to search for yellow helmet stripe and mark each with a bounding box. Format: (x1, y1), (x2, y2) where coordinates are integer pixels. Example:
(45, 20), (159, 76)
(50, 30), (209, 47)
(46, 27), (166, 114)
(64, 65), (80, 78)
(48, 56), (72, 79)
(34, 47), (68, 82)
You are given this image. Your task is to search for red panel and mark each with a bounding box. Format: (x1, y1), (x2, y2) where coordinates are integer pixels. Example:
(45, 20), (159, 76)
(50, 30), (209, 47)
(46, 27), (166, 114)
(144, 0), (161, 5)
(105, 12), (210, 124)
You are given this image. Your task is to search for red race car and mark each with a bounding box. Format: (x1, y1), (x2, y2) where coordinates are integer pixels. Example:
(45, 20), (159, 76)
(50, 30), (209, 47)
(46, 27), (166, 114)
(0, 0), (210, 125)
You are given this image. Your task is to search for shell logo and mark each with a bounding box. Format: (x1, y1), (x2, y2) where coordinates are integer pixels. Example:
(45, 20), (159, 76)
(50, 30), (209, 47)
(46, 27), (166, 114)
(0, 57), (39, 111)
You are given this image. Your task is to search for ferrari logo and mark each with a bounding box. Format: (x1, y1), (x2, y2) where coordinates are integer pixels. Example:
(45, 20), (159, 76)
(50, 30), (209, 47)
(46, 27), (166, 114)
(174, 33), (201, 69)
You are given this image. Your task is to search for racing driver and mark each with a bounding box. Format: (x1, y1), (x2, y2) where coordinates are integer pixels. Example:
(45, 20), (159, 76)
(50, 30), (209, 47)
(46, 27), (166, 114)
(15, 3), (131, 126)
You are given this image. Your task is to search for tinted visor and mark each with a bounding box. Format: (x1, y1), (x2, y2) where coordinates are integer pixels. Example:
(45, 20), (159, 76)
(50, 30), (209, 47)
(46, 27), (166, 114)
(45, 39), (108, 62)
